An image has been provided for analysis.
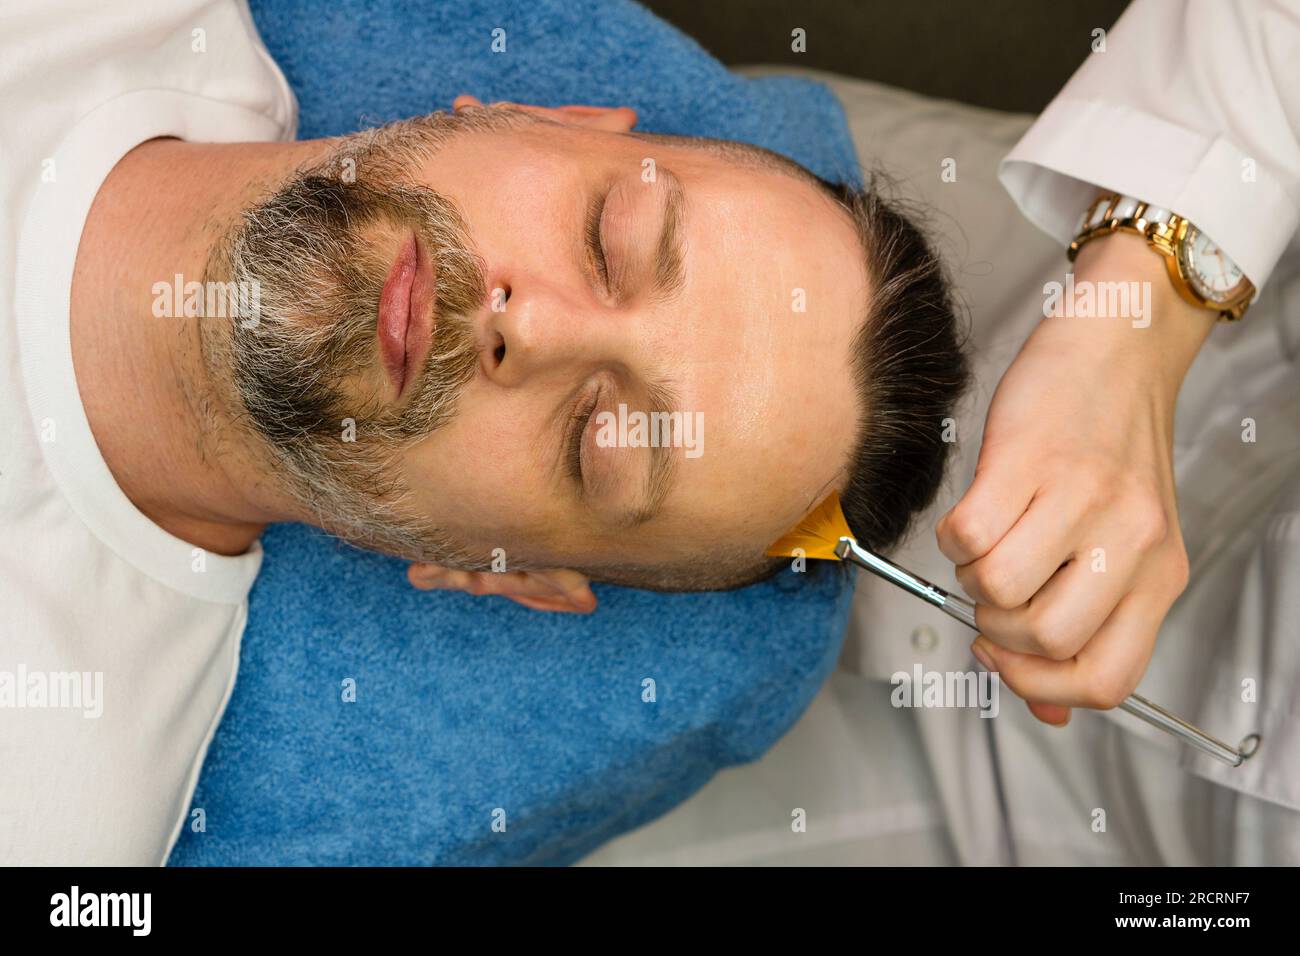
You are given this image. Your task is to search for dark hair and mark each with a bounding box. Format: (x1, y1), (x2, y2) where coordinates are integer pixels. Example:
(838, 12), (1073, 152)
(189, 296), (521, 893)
(830, 176), (971, 554)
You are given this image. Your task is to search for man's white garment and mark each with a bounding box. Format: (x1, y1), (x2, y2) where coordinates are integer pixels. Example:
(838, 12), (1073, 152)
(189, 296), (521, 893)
(586, 1), (1300, 866)
(0, 1), (296, 863)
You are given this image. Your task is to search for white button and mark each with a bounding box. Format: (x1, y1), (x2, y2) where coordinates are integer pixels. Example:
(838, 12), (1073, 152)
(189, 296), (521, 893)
(911, 625), (938, 652)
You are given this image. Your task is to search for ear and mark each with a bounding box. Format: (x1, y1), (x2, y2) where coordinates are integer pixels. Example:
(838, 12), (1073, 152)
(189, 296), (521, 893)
(452, 93), (636, 133)
(406, 563), (597, 614)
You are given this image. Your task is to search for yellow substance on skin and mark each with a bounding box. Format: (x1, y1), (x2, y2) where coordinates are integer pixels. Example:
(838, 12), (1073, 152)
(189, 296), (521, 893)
(765, 491), (854, 561)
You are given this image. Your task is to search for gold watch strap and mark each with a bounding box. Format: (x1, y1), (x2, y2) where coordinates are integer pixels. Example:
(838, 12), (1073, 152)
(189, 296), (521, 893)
(1068, 192), (1254, 322)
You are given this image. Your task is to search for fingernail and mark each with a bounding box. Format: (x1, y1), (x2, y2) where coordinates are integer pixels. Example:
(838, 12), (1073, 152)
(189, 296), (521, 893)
(970, 641), (995, 673)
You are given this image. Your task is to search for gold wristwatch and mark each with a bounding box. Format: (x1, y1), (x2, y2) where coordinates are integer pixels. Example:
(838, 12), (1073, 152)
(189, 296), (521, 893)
(1068, 192), (1255, 322)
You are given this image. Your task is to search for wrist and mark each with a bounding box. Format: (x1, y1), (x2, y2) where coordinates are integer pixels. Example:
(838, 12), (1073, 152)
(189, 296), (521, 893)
(1059, 232), (1214, 395)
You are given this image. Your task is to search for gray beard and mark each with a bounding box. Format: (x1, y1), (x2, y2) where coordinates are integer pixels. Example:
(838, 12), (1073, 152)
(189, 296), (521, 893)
(199, 111), (528, 563)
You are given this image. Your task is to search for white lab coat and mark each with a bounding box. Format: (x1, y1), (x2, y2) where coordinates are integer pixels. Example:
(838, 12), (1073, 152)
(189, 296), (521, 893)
(585, 1), (1300, 866)
(847, 0), (1300, 864)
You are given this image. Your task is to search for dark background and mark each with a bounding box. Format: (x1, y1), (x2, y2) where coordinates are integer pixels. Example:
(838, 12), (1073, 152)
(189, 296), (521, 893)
(641, 0), (1133, 112)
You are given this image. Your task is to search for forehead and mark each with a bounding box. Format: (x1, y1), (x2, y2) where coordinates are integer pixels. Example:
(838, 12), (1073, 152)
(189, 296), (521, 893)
(412, 119), (867, 557)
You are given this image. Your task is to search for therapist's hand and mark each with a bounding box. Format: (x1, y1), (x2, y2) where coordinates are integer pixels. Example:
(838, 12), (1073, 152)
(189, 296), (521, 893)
(937, 233), (1215, 727)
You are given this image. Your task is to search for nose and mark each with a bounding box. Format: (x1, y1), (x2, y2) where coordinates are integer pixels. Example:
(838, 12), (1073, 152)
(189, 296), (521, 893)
(479, 271), (629, 387)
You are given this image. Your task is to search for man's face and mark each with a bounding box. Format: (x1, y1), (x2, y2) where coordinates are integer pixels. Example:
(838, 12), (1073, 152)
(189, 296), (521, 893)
(218, 108), (866, 580)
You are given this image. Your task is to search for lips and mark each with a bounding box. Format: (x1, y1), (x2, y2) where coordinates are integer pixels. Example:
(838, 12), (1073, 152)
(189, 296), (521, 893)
(378, 231), (435, 399)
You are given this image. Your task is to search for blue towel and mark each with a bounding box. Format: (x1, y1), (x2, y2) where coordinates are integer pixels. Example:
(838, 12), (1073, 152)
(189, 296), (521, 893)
(168, 0), (859, 866)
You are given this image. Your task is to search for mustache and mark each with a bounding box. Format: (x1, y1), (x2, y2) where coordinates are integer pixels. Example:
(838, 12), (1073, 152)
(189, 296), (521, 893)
(225, 172), (486, 445)
(200, 109), (538, 564)
(394, 208), (487, 438)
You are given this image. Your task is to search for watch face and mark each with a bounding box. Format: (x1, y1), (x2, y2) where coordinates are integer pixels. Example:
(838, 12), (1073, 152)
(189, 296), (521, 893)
(1178, 225), (1245, 302)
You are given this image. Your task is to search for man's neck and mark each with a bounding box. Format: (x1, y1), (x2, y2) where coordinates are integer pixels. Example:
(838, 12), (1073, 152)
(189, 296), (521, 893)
(70, 137), (327, 556)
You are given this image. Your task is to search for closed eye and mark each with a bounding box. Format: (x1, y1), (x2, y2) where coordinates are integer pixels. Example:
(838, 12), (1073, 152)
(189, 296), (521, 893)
(585, 189), (611, 291)
(565, 386), (600, 483)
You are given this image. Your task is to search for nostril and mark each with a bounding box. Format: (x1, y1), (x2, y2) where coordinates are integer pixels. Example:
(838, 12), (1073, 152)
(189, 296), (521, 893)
(493, 335), (506, 367)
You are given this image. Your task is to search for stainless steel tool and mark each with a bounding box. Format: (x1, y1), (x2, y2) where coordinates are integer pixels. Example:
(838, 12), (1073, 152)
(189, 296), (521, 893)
(834, 536), (1261, 767)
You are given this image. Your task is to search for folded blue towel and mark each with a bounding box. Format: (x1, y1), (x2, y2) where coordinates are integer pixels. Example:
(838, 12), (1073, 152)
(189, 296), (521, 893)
(168, 0), (859, 866)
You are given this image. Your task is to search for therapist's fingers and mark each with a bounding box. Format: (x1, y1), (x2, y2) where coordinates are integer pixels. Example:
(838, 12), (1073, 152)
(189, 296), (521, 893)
(407, 564), (597, 613)
(454, 95), (637, 132)
(969, 595), (1161, 710)
(955, 486), (1083, 610)
(550, 104), (639, 130)
(970, 641), (1072, 726)
(973, 540), (1143, 659)
(936, 465), (1036, 566)
(1027, 700), (1072, 726)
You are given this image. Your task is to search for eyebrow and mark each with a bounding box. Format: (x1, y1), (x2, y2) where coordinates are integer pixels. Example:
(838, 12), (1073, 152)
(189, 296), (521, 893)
(555, 167), (688, 524)
(616, 172), (686, 525)
(622, 376), (681, 527)
(651, 168), (687, 304)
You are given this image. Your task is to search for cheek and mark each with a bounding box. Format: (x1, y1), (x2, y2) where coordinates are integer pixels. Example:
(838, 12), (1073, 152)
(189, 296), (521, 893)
(427, 155), (570, 264)
(397, 394), (553, 538)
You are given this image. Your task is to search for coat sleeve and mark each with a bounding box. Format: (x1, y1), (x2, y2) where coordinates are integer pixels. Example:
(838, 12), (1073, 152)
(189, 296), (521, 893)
(998, 0), (1300, 289)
